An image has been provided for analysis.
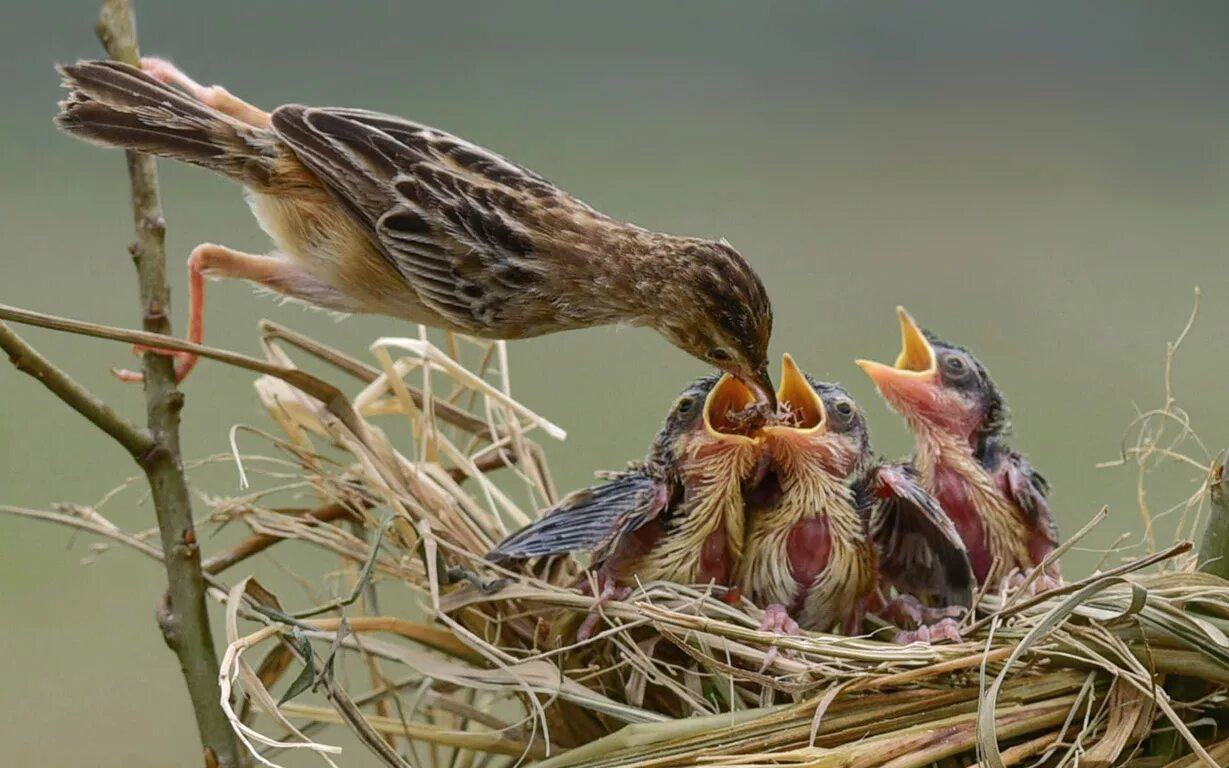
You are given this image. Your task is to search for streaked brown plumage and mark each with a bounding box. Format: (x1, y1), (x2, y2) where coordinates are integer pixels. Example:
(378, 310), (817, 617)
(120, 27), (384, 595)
(857, 307), (1060, 593)
(54, 59), (775, 401)
(740, 355), (972, 642)
(489, 373), (767, 638)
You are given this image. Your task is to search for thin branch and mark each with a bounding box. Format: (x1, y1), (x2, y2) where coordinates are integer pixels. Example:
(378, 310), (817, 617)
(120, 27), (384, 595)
(259, 318), (497, 439)
(94, 2), (243, 766)
(203, 501), (364, 576)
(0, 302), (353, 423)
(0, 321), (153, 457)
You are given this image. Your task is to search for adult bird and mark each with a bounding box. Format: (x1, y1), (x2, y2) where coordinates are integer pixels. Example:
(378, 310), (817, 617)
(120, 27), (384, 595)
(489, 372), (767, 639)
(55, 59), (775, 403)
(857, 307), (1060, 593)
(739, 355), (972, 643)
(739, 356), (972, 642)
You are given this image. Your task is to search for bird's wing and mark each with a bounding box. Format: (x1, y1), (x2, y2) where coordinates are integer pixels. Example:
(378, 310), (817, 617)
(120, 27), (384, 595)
(487, 469), (673, 562)
(270, 106), (593, 333)
(861, 463), (975, 608)
(1000, 451), (1059, 547)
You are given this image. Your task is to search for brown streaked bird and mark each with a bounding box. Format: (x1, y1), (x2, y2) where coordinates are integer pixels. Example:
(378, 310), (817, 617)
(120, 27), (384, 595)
(489, 373), (767, 639)
(54, 59), (775, 403)
(857, 307), (1060, 593)
(739, 355), (972, 644)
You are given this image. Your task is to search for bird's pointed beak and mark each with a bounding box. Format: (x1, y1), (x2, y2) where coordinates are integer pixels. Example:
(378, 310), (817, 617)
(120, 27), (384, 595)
(856, 306), (939, 403)
(738, 363), (776, 412)
(764, 353), (826, 437)
(703, 373), (763, 444)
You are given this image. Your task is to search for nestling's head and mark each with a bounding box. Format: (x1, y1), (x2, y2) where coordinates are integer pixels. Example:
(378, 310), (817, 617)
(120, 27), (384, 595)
(763, 354), (871, 479)
(856, 307), (1007, 444)
(649, 372), (765, 466)
(651, 239), (775, 408)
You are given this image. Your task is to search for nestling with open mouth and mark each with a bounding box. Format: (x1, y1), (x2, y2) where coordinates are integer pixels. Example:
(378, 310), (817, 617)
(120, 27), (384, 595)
(488, 373), (768, 639)
(857, 307), (1060, 593)
(739, 355), (974, 646)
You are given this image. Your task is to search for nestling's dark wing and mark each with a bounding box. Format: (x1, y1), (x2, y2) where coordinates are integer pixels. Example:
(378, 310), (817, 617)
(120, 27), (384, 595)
(860, 463), (975, 608)
(487, 470), (673, 563)
(269, 106), (596, 333)
(1001, 451), (1059, 547)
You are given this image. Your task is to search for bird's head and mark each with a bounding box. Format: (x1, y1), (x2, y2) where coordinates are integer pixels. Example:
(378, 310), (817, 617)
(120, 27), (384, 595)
(652, 239), (775, 409)
(761, 354), (870, 479)
(856, 307), (1007, 446)
(650, 371), (765, 466)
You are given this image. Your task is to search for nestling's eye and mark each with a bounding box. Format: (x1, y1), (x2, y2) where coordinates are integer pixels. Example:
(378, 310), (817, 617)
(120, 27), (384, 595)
(708, 348), (734, 363)
(943, 355), (969, 377)
(675, 396), (696, 415)
(834, 399), (854, 418)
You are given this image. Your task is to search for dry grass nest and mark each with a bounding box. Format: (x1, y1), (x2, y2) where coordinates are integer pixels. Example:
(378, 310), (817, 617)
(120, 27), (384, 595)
(23, 319), (1229, 768)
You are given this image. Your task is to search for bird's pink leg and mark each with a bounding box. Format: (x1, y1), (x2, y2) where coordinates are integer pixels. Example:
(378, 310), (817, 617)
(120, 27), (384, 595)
(895, 617), (962, 645)
(880, 594), (966, 626)
(1007, 566), (1064, 596)
(116, 244), (330, 384)
(576, 576), (631, 642)
(757, 603), (801, 671)
(140, 57), (271, 128)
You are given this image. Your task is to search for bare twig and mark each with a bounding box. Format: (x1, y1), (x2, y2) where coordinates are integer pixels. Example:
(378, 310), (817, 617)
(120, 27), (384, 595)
(203, 501), (364, 576)
(0, 321), (152, 456)
(0, 302), (359, 431)
(94, 2), (243, 765)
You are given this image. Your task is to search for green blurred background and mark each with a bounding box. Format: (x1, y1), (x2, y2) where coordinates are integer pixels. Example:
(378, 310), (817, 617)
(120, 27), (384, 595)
(2, 2), (1227, 764)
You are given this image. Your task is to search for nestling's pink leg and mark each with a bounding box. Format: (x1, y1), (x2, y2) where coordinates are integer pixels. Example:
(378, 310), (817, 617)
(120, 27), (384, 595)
(116, 244), (314, 384)
(881, 594), (966, 626)
(895, 617), (962, 645)
(757, 603), (801, 671)
(576, 578), (632, 642)
(140, 57), (271, 128)
(1007, 566), (1064, 596)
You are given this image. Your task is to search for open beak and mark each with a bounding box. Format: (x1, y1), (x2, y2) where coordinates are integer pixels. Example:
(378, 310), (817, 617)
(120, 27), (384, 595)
(855, 306), (939, 405)
(764, 353), (826, 437)
(703, 373), (763, 444)
(736, 363), (777, 412)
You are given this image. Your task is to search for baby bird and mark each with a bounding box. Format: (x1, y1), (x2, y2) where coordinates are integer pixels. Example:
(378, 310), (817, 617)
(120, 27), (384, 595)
(55, 59), (774, 403)
(489, 373), (767, 638)
(857, 307), (1060, 593)
(739, 355), (972, 642)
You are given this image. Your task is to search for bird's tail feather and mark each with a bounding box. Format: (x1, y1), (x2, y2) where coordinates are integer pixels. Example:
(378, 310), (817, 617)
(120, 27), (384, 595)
(55, 60), (277, 187)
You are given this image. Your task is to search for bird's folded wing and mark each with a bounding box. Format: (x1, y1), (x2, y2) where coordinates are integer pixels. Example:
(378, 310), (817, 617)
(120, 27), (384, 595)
(487, 470), (672, 562)
(270, 105), (575, 332)
(861, 463), (975, 608)
(1000, 450), (1059, 547)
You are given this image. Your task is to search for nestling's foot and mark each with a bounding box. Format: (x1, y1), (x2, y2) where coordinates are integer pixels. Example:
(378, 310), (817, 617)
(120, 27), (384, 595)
(757, 603), (801, 671)
(881, 594), (966, 626)
(576, 580), (631, 642)
(895, 617), (962, 645)
(1007, 569), (1064, 596)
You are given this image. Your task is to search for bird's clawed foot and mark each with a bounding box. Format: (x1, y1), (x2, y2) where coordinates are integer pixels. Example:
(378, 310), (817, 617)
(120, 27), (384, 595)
(881, 594), (966, 626)
(113, 346), (199, 384)
(576, 579), (631, 642)
(895, 617), (962, 645)
(1007, 569), (1063, 596)
(757, 603), (801, 671)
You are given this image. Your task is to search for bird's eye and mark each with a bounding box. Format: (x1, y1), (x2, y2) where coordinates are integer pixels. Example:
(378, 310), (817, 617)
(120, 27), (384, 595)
(834, 400), (854, 417)
(708, 348), (734, 363)
(943, 355), (968, 377)
(675, 396), (696, 415)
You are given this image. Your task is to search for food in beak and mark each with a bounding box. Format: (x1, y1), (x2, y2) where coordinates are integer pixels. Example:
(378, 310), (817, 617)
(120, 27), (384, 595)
(704, 374), (764, 437)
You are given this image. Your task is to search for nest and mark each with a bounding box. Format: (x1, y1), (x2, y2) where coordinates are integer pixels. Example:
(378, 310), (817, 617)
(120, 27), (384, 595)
(46, 321), (1229, 768)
